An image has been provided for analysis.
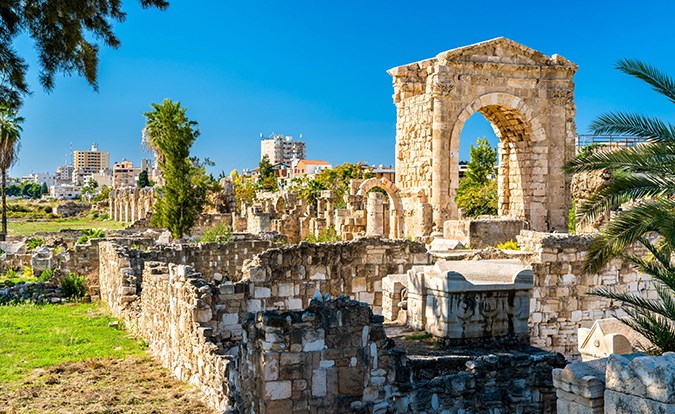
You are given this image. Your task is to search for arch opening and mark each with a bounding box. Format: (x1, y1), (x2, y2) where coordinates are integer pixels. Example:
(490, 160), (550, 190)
(357, 178), (404, 239)
(448, 93), (547, 228)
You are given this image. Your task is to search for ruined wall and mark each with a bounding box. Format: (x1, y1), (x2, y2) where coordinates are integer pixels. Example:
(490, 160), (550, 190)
(520, 231), (655, 359)
(242, 238), (430, 315)
(138, 239), (275, 283)
(137, 263), (235, 411)
(553, 353), (675, 414)
(237, 298), (403, 413)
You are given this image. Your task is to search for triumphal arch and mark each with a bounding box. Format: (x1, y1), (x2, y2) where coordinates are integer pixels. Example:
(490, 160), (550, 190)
(388, 37), (578, 237)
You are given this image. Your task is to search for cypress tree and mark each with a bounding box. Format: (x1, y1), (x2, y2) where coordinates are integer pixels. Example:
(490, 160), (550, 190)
(143, 99), (205, 239)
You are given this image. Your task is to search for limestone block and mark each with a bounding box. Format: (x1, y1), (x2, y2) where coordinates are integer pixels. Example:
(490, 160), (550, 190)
(264, 380), (292, 400)
(605, 353), (675, 404)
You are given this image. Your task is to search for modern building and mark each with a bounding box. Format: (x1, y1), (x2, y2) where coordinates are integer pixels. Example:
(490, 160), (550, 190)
(26, 172), (57, 188)
(55, 164), (74, 184)
(113, 160), (141, 188)
(260, 134), (306, 168)
(50, 184), (81, 200)
(292, 160), (332, 178)
(73, 143), (110, 183)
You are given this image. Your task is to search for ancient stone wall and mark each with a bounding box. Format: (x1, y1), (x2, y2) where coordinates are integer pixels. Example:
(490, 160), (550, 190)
(406, 350), (563, 413)
(389, 37), (577, 236)
(443, 218), (525, 249)
(553, 353), (675, 413)
(242, 239), (430, 315)
(520, 231), (655, 359)
(237, 297), (403, 413)
(137, 263), (235, 411)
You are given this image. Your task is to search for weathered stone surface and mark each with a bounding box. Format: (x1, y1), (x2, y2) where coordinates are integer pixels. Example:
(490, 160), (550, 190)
(605, 353), (675, 404)
(390, 37), (577, 236)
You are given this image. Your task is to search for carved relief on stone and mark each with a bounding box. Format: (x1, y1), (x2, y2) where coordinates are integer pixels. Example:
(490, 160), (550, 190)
(430, 81), (455, 97)
(549, 87), (574, 103)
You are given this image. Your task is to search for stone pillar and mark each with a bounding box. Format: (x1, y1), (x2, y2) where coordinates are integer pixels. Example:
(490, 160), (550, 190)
(431, 95), (449, 231)
(365, 192), (385, 237)
(109, 192), (115, 221)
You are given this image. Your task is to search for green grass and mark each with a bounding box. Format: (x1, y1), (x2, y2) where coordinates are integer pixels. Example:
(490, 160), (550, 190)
(0, 274), (38, 285)
(405, 331), (433, 341)
(0, 302), (145, 382)
(8, 218), (127, 236)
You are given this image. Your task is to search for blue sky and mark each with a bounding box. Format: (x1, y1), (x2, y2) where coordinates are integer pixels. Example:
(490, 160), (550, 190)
(11, 0), (675, 177)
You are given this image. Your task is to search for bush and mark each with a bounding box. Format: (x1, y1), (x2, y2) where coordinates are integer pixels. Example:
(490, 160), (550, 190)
(77, 228), (106, 245)
(22, 266), (32, 277)
(455, 179), (498, 218)
(61, 273), (87, 299)
(99, 213), (109, 220)
(38, 269), (54, 282)
(43, 205), (53, 214)
(306, 226), (341, 243)
(200, 223), (233, 243)
(26, 237), (44, 251)
(90, 210), (99, 219)
(568, 200), (576, 233)
(496, 240), (519, 250)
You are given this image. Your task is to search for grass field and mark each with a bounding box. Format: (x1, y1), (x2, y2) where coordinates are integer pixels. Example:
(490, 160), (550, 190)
(0, 302), (145, 382)
(7, 218), (127, 236)
(0, 302), (212, 412)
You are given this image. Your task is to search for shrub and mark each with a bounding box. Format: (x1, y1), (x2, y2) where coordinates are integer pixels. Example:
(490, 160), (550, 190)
(90, 210), (99, 219)
(568, 200), (576, 234)
(43, 205), (53, 214)
(99, 213), (110, 220)
(26, 237), (44, 251)
(200, 223), (233, 243)
(455, 179), (498, 218)
(38, 269), (54, 282)
(61, 273), (87, 299)
(22, 266), (32, 277)
(496, 240), (519, 250)
(306, 226), (341, 243)
(77, 228), (106, 245)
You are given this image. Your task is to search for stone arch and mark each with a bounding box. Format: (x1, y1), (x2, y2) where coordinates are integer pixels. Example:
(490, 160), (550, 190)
(449, 93), (548, 225)
(356, 177), (404, 239)
(389, 38), (578, 236)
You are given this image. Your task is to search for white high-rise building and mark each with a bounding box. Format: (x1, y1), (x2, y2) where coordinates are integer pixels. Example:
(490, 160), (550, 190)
(260, 133), (306, 168)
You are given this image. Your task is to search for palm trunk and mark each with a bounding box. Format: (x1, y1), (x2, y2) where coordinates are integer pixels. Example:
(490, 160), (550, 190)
(1, 168), (6, 241)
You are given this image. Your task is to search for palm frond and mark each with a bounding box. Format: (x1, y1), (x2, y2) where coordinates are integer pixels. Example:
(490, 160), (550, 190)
(582, 199), (675, 273)
(616, 59), (675, 104)
(589, 112), (675, 142)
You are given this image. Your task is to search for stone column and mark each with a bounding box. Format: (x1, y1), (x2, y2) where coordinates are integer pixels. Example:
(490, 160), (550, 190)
(431, 91), (450, 232)
(365, 192), (385, 237)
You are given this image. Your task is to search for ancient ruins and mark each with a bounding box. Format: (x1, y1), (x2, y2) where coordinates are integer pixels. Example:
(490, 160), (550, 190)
(3, 38), (673, 413)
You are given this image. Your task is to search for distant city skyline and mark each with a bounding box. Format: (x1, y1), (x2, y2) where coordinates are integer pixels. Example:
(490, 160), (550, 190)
(10, 0), (675, 177)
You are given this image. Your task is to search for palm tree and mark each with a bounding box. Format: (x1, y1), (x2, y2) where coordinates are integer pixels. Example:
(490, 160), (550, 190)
(0, 104), (23, 241)
(564, 59), (675, 353)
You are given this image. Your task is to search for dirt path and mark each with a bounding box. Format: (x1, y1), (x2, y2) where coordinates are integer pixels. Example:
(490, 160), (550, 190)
(0, 356), (215, 414)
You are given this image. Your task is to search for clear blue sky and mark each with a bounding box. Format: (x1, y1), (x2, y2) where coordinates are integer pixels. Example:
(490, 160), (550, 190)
(11, 0), (675, 177)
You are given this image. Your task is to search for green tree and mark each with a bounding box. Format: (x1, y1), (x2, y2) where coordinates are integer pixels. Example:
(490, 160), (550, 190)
(298, 162), (373, 208)
(465, 137), (497, 185)
(40, 182), (48, 195)
(455, 137), (498, 217)
(144, 99), (207, 239)
(564, 59), (675, 353)
(0, 1), (169, 106)
(230, 170), (256, 209)
(137, 169), (150, 188)
(0, 104), (23, 240)
(257, 155), (278, 192)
